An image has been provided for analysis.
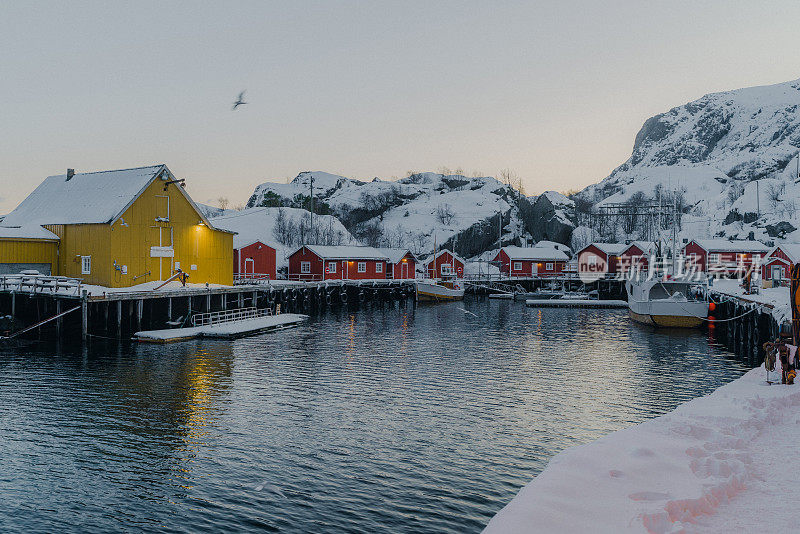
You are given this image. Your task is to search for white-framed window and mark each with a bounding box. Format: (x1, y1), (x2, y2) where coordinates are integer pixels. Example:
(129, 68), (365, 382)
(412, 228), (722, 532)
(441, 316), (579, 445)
(376, 262), (383, 273)
(357, 261), (366, 273)
(772, 265), (783, 280)
(753, 254), (762, 263)
(513, 261), (522, 271)
(546, 262), (554, 271)
(708, 253), (721, 264)
(441, 263), (453, 275)
(300, 261), (311, 274)
(81, 256), (91, 275)
(327, 262), (336, 273)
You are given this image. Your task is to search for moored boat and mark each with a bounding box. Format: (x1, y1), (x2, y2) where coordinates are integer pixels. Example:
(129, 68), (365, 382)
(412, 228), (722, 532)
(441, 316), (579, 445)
(416, 279), (465, 301)
(626, 277), (708, 328)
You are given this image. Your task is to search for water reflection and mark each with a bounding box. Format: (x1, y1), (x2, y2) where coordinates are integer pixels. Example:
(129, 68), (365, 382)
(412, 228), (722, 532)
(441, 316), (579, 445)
(0, 300), (748, 533)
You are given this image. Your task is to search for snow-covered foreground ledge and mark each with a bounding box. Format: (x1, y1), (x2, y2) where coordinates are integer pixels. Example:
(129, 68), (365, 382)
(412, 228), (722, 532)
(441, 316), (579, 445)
(485, 364), (800, 533)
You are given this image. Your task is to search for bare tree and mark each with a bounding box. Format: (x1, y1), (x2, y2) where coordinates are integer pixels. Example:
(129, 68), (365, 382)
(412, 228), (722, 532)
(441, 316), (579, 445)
(217, 197), (229, 211)
(727, 181), (745, 206)
(435, 203), (455, 225)
(766, 181), (785, 210)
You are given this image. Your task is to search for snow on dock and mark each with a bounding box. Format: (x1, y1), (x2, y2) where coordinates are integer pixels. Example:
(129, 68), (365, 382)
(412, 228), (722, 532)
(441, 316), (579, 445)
(524, 299), (628, 308)
(484, 363), (800, 533)
(134, 313), (307, 343)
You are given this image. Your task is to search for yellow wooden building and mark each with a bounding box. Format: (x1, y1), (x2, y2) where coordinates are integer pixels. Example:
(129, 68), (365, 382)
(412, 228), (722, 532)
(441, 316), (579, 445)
(0, 164), (234, 287)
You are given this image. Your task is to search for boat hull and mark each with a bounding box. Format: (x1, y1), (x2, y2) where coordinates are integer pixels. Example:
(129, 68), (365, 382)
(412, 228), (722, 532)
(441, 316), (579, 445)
(628, 310), (705, 328)
(416, 281), (464, 301)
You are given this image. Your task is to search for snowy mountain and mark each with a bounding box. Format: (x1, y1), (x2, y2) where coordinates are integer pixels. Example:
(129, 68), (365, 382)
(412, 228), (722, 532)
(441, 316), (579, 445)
(247, 171), (548, 258)
(579, 78), (800, 244)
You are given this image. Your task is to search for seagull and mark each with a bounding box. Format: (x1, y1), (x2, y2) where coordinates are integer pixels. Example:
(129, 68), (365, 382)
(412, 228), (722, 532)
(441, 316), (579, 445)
(232, 90), (247, 110)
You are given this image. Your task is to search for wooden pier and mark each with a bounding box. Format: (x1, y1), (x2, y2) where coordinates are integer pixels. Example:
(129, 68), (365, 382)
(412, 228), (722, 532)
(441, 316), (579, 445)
(0, 274), (415, 342)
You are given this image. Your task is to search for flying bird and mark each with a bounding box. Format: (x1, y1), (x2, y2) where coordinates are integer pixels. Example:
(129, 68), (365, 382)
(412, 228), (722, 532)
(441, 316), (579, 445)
(232, 90), (247, 110)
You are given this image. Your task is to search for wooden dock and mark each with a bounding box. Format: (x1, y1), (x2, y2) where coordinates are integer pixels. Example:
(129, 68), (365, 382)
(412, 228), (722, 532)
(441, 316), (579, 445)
(133, 313), (308, 343)
(524, 299), (628, 309)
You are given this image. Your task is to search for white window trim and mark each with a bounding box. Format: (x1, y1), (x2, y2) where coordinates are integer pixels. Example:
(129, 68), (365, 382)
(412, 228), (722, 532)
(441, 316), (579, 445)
(300, 261), (311, 274)
(81, 255), (91, 275)
(375, 262), (383, 273)
(327, 262), (336, 273)
(708, 253), (721, 264)
(357, 261), (367, 273)
(512, 261), (522, 271)
(546, 262), (554, 271)
(441, 263), (454, 275)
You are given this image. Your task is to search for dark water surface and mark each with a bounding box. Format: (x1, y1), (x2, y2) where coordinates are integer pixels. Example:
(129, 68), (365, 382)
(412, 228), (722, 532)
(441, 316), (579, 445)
(0, 299), (748, 533)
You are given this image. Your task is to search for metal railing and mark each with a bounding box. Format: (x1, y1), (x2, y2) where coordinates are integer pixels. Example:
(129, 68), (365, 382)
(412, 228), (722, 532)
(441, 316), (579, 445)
(286, 273), (325, 281)
(0, 274), (83, 296)
(234, 273), (272, 285)
(191, 306), (272, 327)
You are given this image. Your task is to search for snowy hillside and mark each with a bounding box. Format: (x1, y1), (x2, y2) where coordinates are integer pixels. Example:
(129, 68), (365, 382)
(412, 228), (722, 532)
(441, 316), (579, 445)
(247, 171), (540, 258)
(579, 78), (800, 245)
(209, 207), (357, 268)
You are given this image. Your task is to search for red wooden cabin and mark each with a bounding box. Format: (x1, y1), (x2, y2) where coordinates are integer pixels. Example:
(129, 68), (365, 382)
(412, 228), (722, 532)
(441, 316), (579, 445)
(761, 244), (800, 285)
(492, 245), (568, 277)
(425, 249), (465, 278)
(575, 243), (627, 275)
(682, 239), (768, 276)
(619, 241), (657, 274)
(288, 245), (394, 281)
(379, 249), (417, 279)
(234, 240), (277, 281)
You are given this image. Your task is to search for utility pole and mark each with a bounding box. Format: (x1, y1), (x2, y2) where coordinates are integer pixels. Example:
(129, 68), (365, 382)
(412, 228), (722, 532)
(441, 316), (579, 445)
(309, 173), (314, 232)
(756, 179), (760, 218)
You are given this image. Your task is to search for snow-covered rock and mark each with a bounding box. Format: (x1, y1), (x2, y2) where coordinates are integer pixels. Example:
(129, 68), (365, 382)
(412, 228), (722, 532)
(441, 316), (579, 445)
(246, 171), (548, 257)
(579, 78), (800, 246)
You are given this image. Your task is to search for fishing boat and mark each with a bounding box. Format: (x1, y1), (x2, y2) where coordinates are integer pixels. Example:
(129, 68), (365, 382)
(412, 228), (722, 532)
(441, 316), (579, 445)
(626, 277), (708, 328)
(416, 278), (465, 302)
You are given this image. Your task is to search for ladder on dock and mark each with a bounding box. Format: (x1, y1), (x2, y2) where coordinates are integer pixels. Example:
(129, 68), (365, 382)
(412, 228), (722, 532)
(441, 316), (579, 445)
(191, 307), (273, 327)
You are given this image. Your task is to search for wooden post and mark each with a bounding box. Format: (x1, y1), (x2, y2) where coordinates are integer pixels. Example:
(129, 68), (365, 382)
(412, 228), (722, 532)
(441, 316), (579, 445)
(81, 290), (88, 341)
(222, 293), (227, 310)
(252, 290), (258, 308)
(167, 297), (172, 322)
(10, 291), (15, 334)
(136, 299), (143, 332)
(104, 302), (109, 333)
(206, 292), (211, 312)
(117, 300), (122, 338)
(238, 292), (243, 309)
(56, 299), (62, 338)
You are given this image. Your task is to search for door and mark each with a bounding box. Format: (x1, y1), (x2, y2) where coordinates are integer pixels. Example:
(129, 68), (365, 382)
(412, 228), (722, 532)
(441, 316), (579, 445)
(401, 263), (408, 279)
(244, 257), (255, 278)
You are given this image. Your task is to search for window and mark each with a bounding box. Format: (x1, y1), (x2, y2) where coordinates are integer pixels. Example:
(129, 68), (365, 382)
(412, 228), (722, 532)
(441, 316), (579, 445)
(546, 262), (554, 271)
(376, 262), (383, 273)
(327, 262), (336, 273)
(513, 261), (522, 271)
(753, 254), (762, 263)
(300, 261), (311, 274)
(81, 256), (91, 275)
(358, 262), (366, 273)
(708, 253), (720, 264)
(441, 263), (453, 275)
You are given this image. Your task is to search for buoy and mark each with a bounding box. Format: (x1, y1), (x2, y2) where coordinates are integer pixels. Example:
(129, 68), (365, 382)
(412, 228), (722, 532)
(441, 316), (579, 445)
(325, 294), (332, 305)
(340, 291), (348, 303)
(708, 302), (716, 312)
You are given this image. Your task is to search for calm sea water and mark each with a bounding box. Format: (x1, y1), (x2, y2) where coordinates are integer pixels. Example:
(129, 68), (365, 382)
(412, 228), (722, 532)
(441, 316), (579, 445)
(0, 298), (748, 533)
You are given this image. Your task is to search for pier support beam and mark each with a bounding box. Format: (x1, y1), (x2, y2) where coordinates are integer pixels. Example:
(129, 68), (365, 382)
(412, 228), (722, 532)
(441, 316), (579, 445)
(81, 290), (88, 341)
(117, 300), (122, 338)
(56, 299), (62, 337)
(10, 292), (15, 334)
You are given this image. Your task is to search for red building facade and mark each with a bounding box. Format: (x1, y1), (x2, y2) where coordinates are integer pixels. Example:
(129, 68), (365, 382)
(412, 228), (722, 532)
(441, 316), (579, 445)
(234, 240), (277, 280)
(576, 243), (627, 275)
(425, 250), (465, 278)
(619, 242), (656, 274)
(492, 246), (568, 277)
(760, 245), (800, 284)
(682, 239), (768, 275)
(287, 246), (413, 281)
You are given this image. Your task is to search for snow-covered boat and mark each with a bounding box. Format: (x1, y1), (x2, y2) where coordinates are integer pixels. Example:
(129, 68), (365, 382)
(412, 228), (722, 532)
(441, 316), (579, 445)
(626, 277), (708, 328)
(416, 279), (465, 301)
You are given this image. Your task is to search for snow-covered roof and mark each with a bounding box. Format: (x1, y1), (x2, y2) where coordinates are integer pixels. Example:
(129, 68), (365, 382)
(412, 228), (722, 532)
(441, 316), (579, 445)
(376, 248), (416, 264)
(587, 243), (628, 256)
(300, 245), (390, 260)
(425, 249), (465, 266)
(0, 225), (59, 241)
(770, 244), (800, 263)
(2, 165), (226, 232)
(502, 246), (568, 261)
(624, 241), (657, 255)
(690, 239), (769, 253)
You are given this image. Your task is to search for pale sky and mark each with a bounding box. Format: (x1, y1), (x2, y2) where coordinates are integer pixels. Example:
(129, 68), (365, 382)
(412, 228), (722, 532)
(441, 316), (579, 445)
(1, 1), (799, 214)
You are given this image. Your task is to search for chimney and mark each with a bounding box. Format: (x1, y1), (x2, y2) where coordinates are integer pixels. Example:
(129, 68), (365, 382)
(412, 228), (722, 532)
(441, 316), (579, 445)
(66, 168), (75, 181)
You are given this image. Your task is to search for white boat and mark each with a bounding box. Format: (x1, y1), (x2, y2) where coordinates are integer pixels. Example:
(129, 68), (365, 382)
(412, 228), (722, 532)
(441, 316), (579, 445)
(416, 279), (465, 302)
(626, 277), (708, 328)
